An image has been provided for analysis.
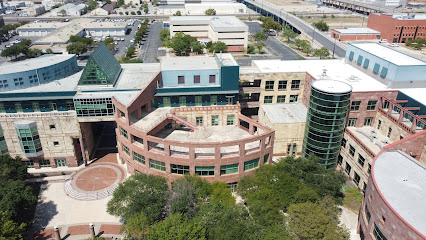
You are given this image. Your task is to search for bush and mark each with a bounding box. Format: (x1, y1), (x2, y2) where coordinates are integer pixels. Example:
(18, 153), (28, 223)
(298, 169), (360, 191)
(205, 8), (216, 15)
(131, 11), (136, 15)
(137, 10), (141, 15)
(313, 20), (329, 31)
(119, 12), (123, 15)
(125, 11), (129, 15)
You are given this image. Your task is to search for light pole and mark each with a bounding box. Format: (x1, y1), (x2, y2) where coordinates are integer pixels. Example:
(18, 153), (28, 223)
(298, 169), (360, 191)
(332, 36), (337, 57)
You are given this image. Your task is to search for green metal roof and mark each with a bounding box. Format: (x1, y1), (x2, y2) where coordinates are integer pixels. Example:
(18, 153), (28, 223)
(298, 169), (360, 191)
(78, 42), (122, 86)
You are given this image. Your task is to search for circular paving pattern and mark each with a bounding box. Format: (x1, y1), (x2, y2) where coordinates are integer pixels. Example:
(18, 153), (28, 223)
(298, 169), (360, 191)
(65, 163), (126, 200)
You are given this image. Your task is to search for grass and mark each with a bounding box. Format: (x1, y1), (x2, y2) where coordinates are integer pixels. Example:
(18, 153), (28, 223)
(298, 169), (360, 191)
(342, 186), (363, 214)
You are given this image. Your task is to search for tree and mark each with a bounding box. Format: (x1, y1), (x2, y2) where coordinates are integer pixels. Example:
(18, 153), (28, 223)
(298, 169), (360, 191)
(131, 11), (136, 15)
(170, 179), (199, 218)
(247, 44), (255, 54)
(66, 42), (87, 55)
(107, 174), (168, 223)
(287, 197), (349, 240)
(143, 3), (148, 14)
(147, 213), (206, 240)
(59, 9), (67, 16)
(314, 47), (330, 59)
(191, 41), (204, 54)
(122, 212), (149, 239)
(210, 41), (228, 53)
(253, 31), (267, 42)
(209, 182), (235, 207)
(302, 43), (312, 56)
(45, 48), (54, 54)
(259, 16), (282, 31)
(170, 32), (198, 55)
(205, 9), (216, 15)
(116, 0), (124, 7)
(1, 46), (21, 59)
(0, 211), (26, 240)
(159, 28), (170, 42)
(313, 20), (329, 31)
(137, 10), (141, 15)
(88, 0), (97, 10)
(283, 28), (298, 42)
(174, 10), (182, 16)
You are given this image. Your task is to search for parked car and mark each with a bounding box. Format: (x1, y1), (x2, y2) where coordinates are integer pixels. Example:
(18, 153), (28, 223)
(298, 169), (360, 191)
(390, 43), (399, 47)
(379, 39), (388, 43)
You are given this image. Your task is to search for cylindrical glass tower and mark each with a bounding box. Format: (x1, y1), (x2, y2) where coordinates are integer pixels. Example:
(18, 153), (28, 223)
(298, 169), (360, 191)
(302, 80), (352, 168)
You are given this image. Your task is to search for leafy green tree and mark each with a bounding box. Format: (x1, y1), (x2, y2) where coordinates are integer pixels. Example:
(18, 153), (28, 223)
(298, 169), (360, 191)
(257, 42), (265, 52)
(313, 20), (329, 31)
(191, 41), (204, 54)
(147, 213), (206, 240)
(170, 32), (197, 55)
(116, 0), (124, 7)
(314, 47), (330, 59)
(174, 10), (182, 16)
(107, 174), (168, 223)
(0, 211), (26, 240)
(45, 48), (54, 54)
(170, 179), (199, 218)
(247, 44), (255, 54)
(210, 41), (228, 53)
(143, 3), (148, 14)
(287, 197), (349, 240)
(66, 42), (87, 55)
(122, 211), (149, 239)
(88, 0), (97, 10)
(137, 10), (141, 15)
(260, 16), (282, 31)
(209, 182), (235, 207)
(205, 8), (216, 15)
(159, 28), (170, 41)
(253, 31), (267, 42)
(302, 43), (312, 56)
(406, 39), (413, 47)
(59, 9), (67, 16)
(126, 46), (136, 58)
(283, 28), (298, 42)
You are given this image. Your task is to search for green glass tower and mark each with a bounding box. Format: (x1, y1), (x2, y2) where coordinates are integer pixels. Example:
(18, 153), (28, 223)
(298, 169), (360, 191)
(302, 80), (352, 168)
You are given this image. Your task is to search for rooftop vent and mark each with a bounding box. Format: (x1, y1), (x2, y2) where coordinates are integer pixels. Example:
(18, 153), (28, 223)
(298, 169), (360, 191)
(322, 68), (327, 76)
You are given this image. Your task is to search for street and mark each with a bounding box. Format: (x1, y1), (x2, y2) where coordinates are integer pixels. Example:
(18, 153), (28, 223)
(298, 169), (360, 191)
(137, 21), (164, 63)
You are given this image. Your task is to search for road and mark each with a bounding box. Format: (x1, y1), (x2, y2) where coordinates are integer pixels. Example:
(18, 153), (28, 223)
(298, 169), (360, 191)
(112, 22), (140, 59)
(237, 22), (301, 66)
(137, 21), (164, 63)
(243, 0), (346, 58)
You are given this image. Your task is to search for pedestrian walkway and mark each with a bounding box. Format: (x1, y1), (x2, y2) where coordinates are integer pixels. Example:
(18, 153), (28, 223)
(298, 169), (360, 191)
(33, 222), (123, 240)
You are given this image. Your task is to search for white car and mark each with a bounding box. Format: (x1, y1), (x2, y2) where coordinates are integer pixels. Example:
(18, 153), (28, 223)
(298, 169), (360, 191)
(379, 39), (388, 43)
(389, 43), (399, 47)
(130, 39), (134, 43)
(121, 38), (124, 41)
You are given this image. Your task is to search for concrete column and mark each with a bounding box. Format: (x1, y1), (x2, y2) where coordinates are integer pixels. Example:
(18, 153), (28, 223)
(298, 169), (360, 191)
(79, 136), (87, 166)
(411, 118), (418, 132)
(249, 123), (254, 134)
(89, 223), (95, 238)
(136, 108), (142, 120)
(54, 226), (61, 240)
(239, 143), (245, 156)
(189, 146), (195, 161)
(387, 103), (393, 116)
(146, 102), (152, 113)
(164, 143), (170, 157)
(398, 110), (405, 123)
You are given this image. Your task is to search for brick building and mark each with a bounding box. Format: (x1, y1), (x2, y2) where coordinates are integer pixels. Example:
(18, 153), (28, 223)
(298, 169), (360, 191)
(331, 28), (381, 42)
(367, 13), (426, 43)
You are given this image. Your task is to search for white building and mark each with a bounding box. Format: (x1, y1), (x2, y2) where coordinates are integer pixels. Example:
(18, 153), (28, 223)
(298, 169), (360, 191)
(170, 16), (248, 53)
(158, 3), (247, 16)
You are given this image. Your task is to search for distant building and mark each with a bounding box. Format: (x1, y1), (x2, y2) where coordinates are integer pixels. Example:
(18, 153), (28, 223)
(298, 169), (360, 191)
(158, 3), (247, 15)
(160, 0), (231, 5)
(23, 5), (46, 16)
(102, 2), (116, 15)
(90, 7), (109, 16)
(331, 28), (381, 41)
(170, 16), (248, 53)
(50, 3), (86, 16)
(367, 13), (426, 43)
(124, 0), (141, 5)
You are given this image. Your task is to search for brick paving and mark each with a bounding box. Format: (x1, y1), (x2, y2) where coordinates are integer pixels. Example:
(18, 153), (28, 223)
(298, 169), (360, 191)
(33, 227), (62, 240)
(91, 151), (119, 164)
(75, 167), (118, 191)
(33, 223), (122, 240)
(99, 224), (123, 235)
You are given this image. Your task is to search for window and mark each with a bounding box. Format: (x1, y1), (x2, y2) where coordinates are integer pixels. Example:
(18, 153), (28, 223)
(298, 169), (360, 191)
(373, 63), (380, 74)
(377, 120), (382, 130)
(265, 81), (274, 90)
(365, 205), (371, 222)
(278, 80), (287, 90)
(277, 95), (286, 103)
(211, 115), (219, 126)
(380, 67), (388, 78)
(350, 101), (361, 111)
(122, 145), (130, 155)
(53, 141), (59, 146)
(383, 100), (389, 109)
(39, 159), (51, 168)
(0, 80), (8, 88)
(364, 117), (373, 126)
(349, 144), (355, 156)
(171, 164), (189, 175)
(16, 127), (42, 154)
(264, 154), (269, 163)
(292, 144), (296, 155)
(373, 223), (387, 240)
(209, 75), (216, 84)
(349, 51), (354, 61)
(150, 159), (166, 172)
(341, 138), (347, 148)
(400, 135), (404, 140)
(133, 136), (143, 145)
(357, 55), (363, 65)
(287, 144), (292, 155)
(337, 155), (343, 165)
(23, 160), (34, 168)
(55, 159), (67, 167)
(196, 117), (203, 126)
(195, 96), (202, 106)
(195, 166), (215, 176)
(15, 102), (22, 112)
(363, 58), (370, 69)
(387, 127), (392, 138)
(353, 172), (360, 185)
(179, 96), (186, 106)
(14, 78), (24, 86)
(368, 163), (371, 174)
(210, 95), (217, 105)
(345, 163), (352, 175)
(289, 95), (298, 102)
(291, 80), (300, 90)
(178, 76), (185, 84)
(358, 154), (365, 167)
(367, 100), (377, 110)
(133, 152), (145, 165)
(194, 75), (200, 84)
(120, 127), (128, 139)
(363, 183), (367, 193)
(227, 115), (234, 125)
(348, 118), (357, 127)
(49, 125), (55, 130)
(264, 96), (273, 103)
(163, 97), (171, 107)
(244, 158), (259, 171)
(220, 163), (238, 175)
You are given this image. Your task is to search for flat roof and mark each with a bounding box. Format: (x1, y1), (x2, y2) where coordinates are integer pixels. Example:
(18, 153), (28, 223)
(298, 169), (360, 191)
(248, 59), (390, 92)
(312, 79), (352, 94)
(399, 88), (426, 105)
(333, 27), (380, 35)
(347, 126), (392, 155)
(170, 16), (248, 31)
(262, 103), (307, 124)
(0, 54), (75, 75)
(17, 21), (69, 30)
(350, 43), (426, 66)
(161, 56), (219, 71)
(216, 53), (238, 66)
(373, 150), (426, 236)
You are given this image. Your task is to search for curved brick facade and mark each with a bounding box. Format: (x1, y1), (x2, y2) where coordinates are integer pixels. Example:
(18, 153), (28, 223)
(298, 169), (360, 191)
(114, 100), (274, 184)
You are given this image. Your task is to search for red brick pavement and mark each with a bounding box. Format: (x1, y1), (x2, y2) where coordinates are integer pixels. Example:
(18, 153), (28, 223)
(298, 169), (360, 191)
(75, 167), (118, 191)
(67, 225), (90, 235)
(33, 224), (121, 239)
(33, 227), (62, 240)
(99, 224), (123, 235)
